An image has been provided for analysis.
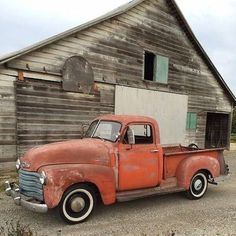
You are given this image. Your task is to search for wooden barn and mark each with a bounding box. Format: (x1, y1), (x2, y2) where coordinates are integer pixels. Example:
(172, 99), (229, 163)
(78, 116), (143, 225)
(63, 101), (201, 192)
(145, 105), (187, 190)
(0, 0), (235, 165)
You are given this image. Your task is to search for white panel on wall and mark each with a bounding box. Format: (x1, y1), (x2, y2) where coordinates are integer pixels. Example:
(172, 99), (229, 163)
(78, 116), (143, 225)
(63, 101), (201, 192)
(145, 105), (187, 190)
(115, 86), (188, 145)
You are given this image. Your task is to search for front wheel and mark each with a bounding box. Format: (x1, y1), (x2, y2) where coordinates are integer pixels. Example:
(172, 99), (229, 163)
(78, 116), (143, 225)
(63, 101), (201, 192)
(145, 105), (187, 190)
(185, 172), (208, 200)
(59, 184), (96, 224)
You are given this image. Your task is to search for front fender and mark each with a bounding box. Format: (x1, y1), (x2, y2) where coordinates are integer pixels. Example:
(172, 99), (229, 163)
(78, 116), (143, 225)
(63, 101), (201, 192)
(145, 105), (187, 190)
(176, 155), (220, 189)
(39, 164), (116, 208)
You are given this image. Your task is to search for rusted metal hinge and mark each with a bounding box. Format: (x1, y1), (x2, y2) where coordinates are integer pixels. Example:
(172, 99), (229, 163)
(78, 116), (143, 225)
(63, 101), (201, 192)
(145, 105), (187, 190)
(17, 71), (24, 81)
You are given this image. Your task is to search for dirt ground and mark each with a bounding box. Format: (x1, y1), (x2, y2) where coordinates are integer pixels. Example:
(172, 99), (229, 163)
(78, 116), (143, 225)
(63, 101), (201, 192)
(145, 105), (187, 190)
(0, 151), (235, 236)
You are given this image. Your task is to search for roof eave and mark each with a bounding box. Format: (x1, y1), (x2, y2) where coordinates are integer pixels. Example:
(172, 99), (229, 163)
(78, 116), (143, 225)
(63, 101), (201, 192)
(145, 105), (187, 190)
(169, 0), (236, 105)
(0, 0), (144, 65)
(0, 0), (235, 105)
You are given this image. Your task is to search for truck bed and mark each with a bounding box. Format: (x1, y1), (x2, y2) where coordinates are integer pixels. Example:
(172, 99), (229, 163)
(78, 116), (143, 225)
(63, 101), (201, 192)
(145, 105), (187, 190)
(162, 145), (224, 178)
(163, 145), (191, 154)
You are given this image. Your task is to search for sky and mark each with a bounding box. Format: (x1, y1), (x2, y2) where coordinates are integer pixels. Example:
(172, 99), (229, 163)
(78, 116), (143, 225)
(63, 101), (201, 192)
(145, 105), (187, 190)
(0, 0), (235, 95)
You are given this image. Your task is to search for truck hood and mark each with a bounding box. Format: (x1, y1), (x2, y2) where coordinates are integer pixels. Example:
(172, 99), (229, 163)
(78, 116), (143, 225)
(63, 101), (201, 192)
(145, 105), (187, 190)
(20, 139), (114, 171)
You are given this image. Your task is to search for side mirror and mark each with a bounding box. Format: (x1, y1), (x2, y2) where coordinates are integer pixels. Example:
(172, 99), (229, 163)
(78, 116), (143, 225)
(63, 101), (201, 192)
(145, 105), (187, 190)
(81, 124), (89, 138)
(127, 128), (135, 145)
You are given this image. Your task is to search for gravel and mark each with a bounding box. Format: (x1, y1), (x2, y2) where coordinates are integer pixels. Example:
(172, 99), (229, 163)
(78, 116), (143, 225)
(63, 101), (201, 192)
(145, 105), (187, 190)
(0, 151), (236, 236)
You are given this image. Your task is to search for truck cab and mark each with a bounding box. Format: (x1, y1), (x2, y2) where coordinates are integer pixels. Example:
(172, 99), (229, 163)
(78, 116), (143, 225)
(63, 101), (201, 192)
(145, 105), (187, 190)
(5, 115), (229, 224)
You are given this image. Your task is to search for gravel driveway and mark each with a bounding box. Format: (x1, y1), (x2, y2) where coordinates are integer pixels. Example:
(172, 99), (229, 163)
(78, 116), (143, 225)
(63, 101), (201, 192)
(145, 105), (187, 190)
(0, 151), (235, 236)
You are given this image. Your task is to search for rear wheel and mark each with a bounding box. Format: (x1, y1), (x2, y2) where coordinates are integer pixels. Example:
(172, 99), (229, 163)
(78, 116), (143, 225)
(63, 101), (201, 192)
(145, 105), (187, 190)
(59, 184), (96, 224)
(185, 172), (208, 200)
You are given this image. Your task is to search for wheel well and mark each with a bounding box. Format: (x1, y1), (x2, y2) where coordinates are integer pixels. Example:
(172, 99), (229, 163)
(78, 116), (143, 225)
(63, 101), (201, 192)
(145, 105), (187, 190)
(200, 169), (213, 180)
(64, 182), (102, 203)
(83, 182), (102, 202)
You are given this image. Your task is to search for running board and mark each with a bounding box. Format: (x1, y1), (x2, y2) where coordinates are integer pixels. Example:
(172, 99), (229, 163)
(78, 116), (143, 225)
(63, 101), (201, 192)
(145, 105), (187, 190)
(116, 186), (185, 202)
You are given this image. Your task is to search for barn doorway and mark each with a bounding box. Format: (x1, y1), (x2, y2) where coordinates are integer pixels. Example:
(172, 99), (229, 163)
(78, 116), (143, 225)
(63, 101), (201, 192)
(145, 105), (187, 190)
(205, 113), (230, 148)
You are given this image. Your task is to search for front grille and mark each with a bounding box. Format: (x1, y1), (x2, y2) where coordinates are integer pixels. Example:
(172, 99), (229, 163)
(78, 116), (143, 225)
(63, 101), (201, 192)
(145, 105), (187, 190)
(19, 170), (43, 201)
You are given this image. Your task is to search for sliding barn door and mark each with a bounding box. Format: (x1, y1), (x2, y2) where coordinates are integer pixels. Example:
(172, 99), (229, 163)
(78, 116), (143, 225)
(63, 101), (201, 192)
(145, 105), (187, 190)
(115, 86), (188, 145)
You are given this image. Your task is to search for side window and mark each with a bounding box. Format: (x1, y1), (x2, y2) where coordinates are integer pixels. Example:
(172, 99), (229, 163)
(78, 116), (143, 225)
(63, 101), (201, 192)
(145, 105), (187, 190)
(124, 124), (153, 144)
(186, 112), (197, 130)
(144, 51), (169, 84)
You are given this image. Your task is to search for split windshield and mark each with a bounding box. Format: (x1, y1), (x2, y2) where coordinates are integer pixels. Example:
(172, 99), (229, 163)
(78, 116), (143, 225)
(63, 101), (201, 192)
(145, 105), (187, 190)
(85, 120), (121, 142)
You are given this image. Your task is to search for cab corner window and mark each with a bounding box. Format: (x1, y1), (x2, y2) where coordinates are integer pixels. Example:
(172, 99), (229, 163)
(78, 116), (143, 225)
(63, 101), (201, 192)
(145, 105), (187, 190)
(124, 124), (153, 144)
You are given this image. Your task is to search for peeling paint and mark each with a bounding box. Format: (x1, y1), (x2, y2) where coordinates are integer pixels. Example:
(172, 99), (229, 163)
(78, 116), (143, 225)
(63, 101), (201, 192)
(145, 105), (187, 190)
(17, 115), (227, 209)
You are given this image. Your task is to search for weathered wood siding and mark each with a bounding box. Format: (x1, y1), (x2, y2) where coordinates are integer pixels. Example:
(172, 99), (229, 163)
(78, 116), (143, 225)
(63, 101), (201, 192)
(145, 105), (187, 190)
(0, 69), (17, 162)
(4, 0), (233, 149)
(16, 79), (114, 157)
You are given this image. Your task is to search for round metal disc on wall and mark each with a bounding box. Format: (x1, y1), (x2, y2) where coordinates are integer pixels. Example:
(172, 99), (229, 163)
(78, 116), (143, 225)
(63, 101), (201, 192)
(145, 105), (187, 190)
(62, 56), (94, 94)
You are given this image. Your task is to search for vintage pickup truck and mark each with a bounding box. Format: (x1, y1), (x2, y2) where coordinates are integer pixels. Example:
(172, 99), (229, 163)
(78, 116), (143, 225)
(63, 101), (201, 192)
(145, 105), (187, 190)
(5, 115), (229, 224)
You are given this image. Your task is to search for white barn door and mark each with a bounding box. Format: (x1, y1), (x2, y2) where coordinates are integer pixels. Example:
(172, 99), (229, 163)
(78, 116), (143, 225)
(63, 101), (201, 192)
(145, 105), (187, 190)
(115, 86), (188, 145)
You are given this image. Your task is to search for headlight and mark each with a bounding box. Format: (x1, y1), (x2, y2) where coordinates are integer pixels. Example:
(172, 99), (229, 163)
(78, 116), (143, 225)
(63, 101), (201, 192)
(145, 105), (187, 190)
(39, 171), (47, 185)
(16, 159), (21, 171)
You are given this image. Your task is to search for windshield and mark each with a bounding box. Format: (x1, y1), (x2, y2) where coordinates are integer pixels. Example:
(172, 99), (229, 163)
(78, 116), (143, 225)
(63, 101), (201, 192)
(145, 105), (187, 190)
(85, 120), (121, 142)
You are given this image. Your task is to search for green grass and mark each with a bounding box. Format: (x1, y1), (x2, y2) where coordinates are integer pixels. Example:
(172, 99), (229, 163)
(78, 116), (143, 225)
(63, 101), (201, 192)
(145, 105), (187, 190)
(231, 133), (236, 143)
(0, 220), (35, 236)
(0, 183), (4, 193)
(0, 171), (18, 193)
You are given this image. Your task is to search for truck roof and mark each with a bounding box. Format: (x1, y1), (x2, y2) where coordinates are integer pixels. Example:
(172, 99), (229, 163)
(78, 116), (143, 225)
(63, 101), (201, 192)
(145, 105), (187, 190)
(95, 114), (157, 126)
(95, 114), (160, 144)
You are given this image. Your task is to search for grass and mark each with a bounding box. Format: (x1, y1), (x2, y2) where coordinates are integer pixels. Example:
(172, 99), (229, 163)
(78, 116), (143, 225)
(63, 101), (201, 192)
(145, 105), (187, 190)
(0, 183), (5, 193)
(231, 133), (236, 143)
(0, 220), (35, 236)
(0, 171), (18, 193)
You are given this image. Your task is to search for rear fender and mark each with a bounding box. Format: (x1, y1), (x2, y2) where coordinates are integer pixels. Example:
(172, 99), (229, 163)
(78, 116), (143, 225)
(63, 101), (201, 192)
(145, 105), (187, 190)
(40, 164), (116, 208)
(176, 155), (220, 189)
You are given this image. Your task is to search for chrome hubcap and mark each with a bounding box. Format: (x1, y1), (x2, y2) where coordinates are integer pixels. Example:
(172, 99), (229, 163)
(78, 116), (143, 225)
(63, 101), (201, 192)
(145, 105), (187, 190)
(194, 179), (202, 191)
(70, 197), (86, 213)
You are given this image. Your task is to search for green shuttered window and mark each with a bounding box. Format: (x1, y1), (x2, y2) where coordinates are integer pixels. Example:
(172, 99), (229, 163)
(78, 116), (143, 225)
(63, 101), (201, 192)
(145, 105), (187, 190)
(186, 112), (197, 130)
(144, 52), (169, 84)
(154, 55), (169, 84)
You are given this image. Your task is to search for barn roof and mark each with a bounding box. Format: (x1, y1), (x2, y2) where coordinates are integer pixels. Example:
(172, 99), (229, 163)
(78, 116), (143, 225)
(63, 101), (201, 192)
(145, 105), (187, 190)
(0, 0), (235, 103)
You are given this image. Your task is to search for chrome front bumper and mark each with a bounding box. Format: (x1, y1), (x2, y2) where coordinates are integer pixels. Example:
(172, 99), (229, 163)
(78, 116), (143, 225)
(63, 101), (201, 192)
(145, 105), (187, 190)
(5, 181), (48, 213)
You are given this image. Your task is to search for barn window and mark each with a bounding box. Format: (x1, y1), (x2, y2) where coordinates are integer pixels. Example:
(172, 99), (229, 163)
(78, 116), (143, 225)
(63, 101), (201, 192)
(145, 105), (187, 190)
(186, 112), (197, 130)
(144, 52), (169, 84)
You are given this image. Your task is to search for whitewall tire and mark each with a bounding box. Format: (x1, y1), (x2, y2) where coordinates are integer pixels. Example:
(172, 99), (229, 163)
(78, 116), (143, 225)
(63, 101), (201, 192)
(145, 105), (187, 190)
(185, 172), (208, 200)
(59, 184), (96, 224)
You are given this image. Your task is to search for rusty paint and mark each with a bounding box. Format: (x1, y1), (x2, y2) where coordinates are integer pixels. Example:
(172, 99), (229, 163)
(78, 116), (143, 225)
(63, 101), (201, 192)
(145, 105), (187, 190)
(164, 146), (223, 179)
(176, 154), (221, 189)
(18, 71), (24, 81)
(21, 138), (113, 171)
(40, 164), (116, 208)
(93, 83), (99, 91)
(19, 115), (227, 209)
(118, 142), (160, 191)
(95, 115), (161, 144)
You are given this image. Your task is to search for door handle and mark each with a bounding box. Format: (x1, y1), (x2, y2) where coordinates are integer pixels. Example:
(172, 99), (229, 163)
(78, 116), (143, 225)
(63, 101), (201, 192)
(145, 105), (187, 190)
(150, 150), (159, 153)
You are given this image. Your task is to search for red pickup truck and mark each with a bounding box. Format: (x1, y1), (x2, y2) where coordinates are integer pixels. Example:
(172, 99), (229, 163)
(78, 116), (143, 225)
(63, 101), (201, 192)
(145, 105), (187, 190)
(5, 115), (229, 224)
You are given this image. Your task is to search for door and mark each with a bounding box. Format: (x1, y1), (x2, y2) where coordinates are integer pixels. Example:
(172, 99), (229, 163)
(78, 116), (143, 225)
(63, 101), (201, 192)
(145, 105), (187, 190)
(118, 123), (159, 191)
(115, 86), (188, 145)
(205, 113), (230, 148)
